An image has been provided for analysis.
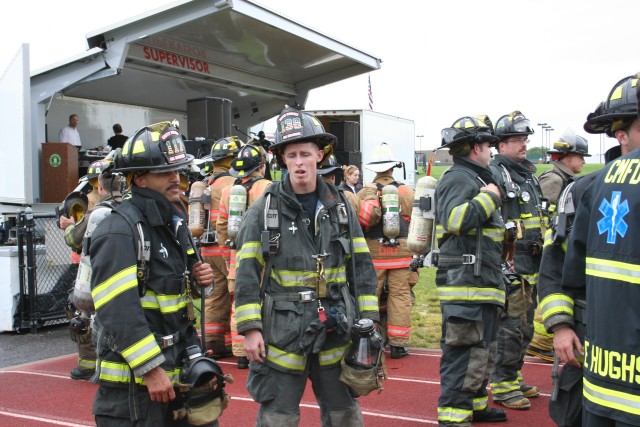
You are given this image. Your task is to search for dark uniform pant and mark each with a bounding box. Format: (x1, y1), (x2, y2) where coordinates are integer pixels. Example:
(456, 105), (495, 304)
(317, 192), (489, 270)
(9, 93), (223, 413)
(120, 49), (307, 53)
(247, 354), (363, 427)
(583, 410), (637, 427)
(437, 303), (499, 425)
(491, 282), (534, 400)
(94, 384), (219, 427)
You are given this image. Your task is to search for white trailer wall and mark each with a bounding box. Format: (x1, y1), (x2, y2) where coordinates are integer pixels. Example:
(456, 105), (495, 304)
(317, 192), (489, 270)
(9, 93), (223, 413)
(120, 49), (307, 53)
(45, 97), (187, 150)
(360, 110), (416, 186)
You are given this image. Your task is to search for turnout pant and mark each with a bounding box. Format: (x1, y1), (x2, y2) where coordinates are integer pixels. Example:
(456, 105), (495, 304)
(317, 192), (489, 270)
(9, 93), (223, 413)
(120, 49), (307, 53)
(247, 354), (363, 426)
(437, 303), (499, 425)
(375, 268), (418, 347)
(94, 384), (219, 427)
(203, 254), (231, 350)
(490, 283), (534, 401)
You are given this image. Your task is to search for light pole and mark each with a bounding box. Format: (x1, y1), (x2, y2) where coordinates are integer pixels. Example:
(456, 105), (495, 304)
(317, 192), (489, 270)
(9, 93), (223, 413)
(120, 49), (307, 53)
(537, 123), (547, 149)
(545, 127), (554, 152)
(416, 135), (424, 172)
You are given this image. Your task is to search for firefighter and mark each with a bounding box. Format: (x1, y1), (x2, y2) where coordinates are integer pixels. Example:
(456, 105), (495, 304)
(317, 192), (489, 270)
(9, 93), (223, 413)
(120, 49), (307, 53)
(234, 107), (379, 426)
(216, 144), (271, 369)
(489, 110), (545, 409)
(60, 158), (121, 380)
(528, 130), (590, 363)
(358, 142), (417, 359)
(561, 73), (640, 426)
(198, 137), (242, 358)
(435, 116), (507, 426)
(89, 122), (223, 426)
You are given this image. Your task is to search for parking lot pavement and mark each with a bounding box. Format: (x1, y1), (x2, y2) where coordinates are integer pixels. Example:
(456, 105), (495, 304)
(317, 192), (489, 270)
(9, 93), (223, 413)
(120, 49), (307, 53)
(0, 324), (75, 369)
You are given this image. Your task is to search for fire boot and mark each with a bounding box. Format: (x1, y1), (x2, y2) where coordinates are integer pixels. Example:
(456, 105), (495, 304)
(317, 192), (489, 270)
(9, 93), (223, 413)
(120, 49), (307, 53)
(473, 407), (507, 422)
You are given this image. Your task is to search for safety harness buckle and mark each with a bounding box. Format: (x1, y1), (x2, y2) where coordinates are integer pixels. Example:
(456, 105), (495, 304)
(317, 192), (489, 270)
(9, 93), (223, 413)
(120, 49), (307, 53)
(461, 254), (476, 265)
(299, 290), (316, 302)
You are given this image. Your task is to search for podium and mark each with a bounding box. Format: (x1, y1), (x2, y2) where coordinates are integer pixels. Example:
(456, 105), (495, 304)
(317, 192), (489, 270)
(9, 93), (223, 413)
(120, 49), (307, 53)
(41, 143), (78, 203)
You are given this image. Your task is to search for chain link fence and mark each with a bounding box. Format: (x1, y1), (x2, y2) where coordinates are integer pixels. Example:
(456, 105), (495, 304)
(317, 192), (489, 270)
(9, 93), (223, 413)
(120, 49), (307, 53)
(14, 210), (75, 332)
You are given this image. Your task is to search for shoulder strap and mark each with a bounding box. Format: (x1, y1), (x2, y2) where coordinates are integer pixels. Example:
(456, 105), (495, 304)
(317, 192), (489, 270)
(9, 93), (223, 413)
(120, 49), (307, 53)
(113, 203), (149, 295)
(235, 176), (265, 191)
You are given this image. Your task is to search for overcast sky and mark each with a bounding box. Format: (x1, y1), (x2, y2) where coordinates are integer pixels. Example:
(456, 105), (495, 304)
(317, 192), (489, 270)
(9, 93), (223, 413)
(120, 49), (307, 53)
(2, 0), (638, 162)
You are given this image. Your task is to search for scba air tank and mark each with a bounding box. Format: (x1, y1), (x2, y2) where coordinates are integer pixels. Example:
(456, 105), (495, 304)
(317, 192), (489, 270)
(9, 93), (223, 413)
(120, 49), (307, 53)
(227, 184), (247, 243)
(407, 176), (438, 255)
(381, 185), (400, 244)
(188, 181), (207, 237)
(72, 207), (112, 312)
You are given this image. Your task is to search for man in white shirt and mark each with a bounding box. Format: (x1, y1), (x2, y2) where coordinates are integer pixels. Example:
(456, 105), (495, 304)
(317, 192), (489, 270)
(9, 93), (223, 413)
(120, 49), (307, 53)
(58, 114), (82, 148)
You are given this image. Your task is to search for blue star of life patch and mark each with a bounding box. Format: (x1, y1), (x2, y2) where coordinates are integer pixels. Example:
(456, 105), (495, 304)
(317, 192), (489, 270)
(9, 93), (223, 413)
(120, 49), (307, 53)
(597, 191), (629, 244)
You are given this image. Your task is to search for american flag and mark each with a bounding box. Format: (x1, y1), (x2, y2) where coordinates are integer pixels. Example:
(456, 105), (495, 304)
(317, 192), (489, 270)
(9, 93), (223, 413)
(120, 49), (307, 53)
(368, 75), (373, 110)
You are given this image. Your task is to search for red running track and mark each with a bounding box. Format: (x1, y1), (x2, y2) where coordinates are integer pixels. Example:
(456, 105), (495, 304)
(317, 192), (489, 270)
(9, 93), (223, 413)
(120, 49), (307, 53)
(0, 349), (555, 426)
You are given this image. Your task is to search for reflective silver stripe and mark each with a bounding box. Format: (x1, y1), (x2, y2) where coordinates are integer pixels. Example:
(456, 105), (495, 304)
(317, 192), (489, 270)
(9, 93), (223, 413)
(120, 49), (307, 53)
(586, 257), (640, 284)
(236, 304), (261, 323)
(140, 291), (186, 313)
(271, 268), (347, 288)
(584, 377), (640, 416)
(352, 237), (370, 253)
(540, 294), (573, 320)
(358, 295), (379, 312)
(437, 286), (505, 303)
(121, 334), (161, 368)
(476, 192), (497, 217)
(92, 266), (138, 309)
(266, 345), (305, 371)
(318, 344), (349, 366)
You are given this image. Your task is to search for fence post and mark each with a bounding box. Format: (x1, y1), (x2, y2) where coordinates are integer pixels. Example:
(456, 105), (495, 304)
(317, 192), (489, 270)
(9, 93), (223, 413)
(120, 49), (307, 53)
(25, 208), (39, 333)
(16, 210), (26, 332)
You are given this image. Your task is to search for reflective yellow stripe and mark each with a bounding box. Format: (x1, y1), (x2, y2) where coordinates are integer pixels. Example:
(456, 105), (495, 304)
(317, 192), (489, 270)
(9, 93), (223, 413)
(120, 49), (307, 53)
(540, 293), (574, 321)
(523, 272), (538, 286)
(482, 228), (505, 242)
(586, 257), (640, 284)
(437, 406), (472, 423)
(121, 334), (161, 368)
(266, 345), (305, 371)
(534, 320), (553, 337)
(352, 237), (370, 253)
(98, 361), (181, 385)
(584, 377), (640, 416)
(473, 396), (488, 411)
(490, 379), (520, 395)
(446, 202), (469, 234)
(237, 241), (265, 266)
(139, 289), (188, 313)
(270, 267), (347, 288)
(236, 303), (261, 323)
(358, 295), (379, 313)
(92, 265), (138, 309)
(437, 286), (505, 304)
(318, 344), (349, 366)
(476, 192), (497, 217)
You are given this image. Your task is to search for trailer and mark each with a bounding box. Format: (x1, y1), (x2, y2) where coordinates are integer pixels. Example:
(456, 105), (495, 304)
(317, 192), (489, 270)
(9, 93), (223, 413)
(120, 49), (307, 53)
(305, 109), (416, 186)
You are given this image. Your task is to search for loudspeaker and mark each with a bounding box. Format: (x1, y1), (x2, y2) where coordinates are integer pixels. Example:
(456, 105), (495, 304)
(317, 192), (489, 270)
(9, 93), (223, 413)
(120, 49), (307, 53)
(184, 139), (216, 159)
(329, 121), (360, 152)
(187, 97), (232, 140)
(334, 150), (362, 172)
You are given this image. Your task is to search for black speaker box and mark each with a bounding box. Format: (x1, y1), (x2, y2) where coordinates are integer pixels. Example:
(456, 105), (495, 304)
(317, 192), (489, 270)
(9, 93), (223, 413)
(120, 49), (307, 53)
(187, 97), (232, 140)
(184, 139), (216, 159)
(329, 121), (360, 152)
(333, 150), (362, 184)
